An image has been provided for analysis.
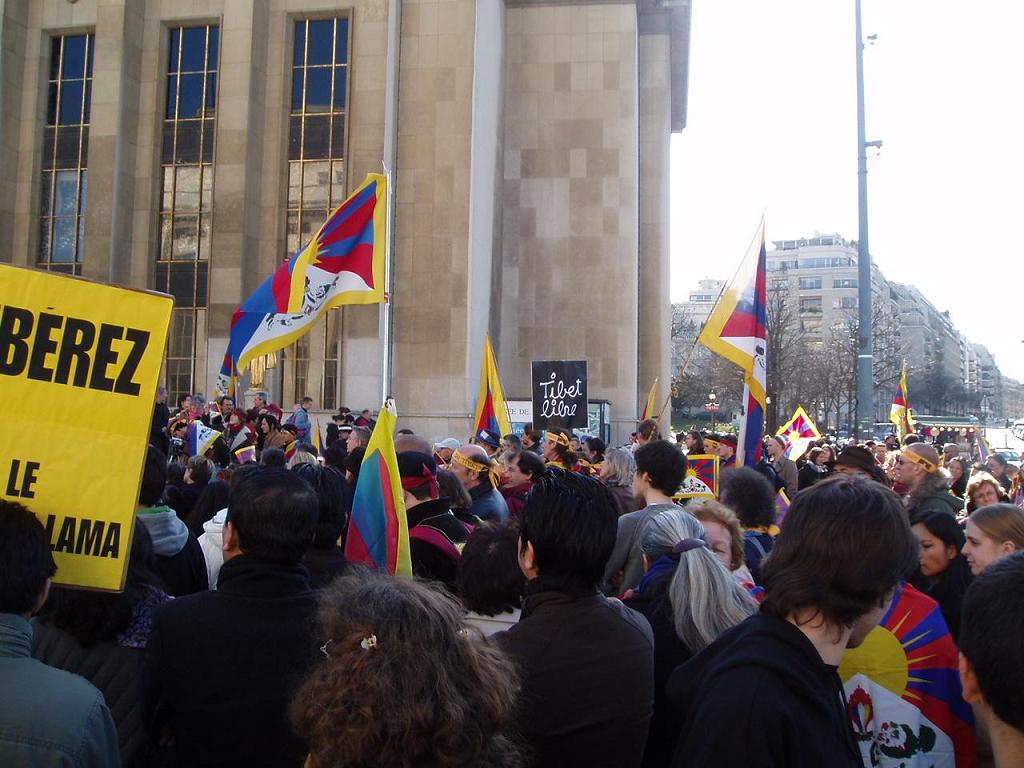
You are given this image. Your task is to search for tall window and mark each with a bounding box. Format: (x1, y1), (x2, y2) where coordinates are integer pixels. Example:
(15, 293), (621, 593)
(39, 33), (94, 274)
(288, 17), (350, 407)
(157, 25), (219, 406)
(322, 311), (342, 410)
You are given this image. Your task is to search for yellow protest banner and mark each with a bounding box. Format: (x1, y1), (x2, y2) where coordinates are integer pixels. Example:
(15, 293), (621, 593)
(0, 264), (172, 591)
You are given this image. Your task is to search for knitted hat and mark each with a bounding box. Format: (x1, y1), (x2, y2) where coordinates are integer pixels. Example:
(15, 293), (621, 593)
(833, 445), (876, 475)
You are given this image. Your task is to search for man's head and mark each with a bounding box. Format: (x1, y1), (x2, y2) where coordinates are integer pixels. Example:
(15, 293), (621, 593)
(633, 439), (687, 498)
(224, 467), (318, 564)
(139, 444), (168, 507)
(766, 435), (785, 459)
(717, 434), (737, 460)
(301, 396), (313, 410)
(254, 391), (269, 409)
(959, 551), (1024, 737)
(394, 433), (432, 455)
(433, 438), (460, 465)
(397, 452), (440, 507)
(760, 476), (917, 646)
(942, 443), (959, 461)
(503, 450), (546, 488)
(0, 500), (57, 616)
(156, 385), (168, 404)
(347, 426), (371, 453)
(903, 433), (922, 446)
(451, 444), (493, 490)
(833, 446), (878, 480)
(501, 433), (522, 453)
(894, 443), (941, 492)
(474, 429), (502, 456)
(518, 470), (618, 594)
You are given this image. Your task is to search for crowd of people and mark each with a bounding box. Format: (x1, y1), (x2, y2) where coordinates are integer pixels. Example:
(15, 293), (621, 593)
(2, 394), (1023, 767)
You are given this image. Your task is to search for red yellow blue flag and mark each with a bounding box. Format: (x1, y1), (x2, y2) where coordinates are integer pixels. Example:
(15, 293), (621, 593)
(674, 454), (720, 500)
(344, 400), (412, 577)
(890, 360), (914, 440)
(776, 405), (821, 460)
(473, 335), (512, 438)
(698, 220), (767, 467)
(217, 174), (388, 396)
(641, 378), (659, 421)
(284, 440), (298, 462)
(233, 444), (256, 464)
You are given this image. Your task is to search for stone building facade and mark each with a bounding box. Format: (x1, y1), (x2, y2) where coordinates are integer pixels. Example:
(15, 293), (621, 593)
(0, 0), (689, 442)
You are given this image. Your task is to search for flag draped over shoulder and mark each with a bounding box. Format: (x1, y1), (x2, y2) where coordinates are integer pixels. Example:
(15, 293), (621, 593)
(641, 378), (659, 421)
(344, 400), (412, 577)
(698, 220), (768, 467)
(473, 335), (512, 438)
(776, 405), (821, 460)
(890, 360), (913, 439)
(217, 174), (388, 396)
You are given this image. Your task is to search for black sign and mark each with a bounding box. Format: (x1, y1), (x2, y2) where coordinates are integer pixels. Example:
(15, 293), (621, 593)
(531, 360), (588, 429)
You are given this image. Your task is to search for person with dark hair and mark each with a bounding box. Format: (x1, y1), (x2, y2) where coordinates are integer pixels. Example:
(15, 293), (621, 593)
(291, 463), (350, 589)
(985, 453), (1012, 493)
(602, 440), (686, 596)
(833, 445), (890, 486)
(581, 436), (607, 475)
(398, 452), (470, 591)
(291, 569), (521, 768)
(959, 552), (1024, 767)
(142, 467), (320, 767)
(257, 413), (291, 454)
(637, 418), (660, 445)
(667, 476), (919, 767)
(33, 524), (170, 766)
(501, 432), (523, 453)
(682, 430), (705, 456)
(438, 468), (476, 526)
(184, 478), (230, 536)
(947, 456), (969, 498)
(766, 435), (798, 498)
(174, 455), (213, 523)
(495, 470), (654, 767)
(719, 466), (778, 585)
(716, 433), (738, 468)
(458, 520), (527, 636)
(910, 511), (973, 639)
(322, 439), (347, 472)
(0, 500), (120, 767)
(451, 444), (509, 522)
(500, 450), (545, 519)
(260, 446), (287, 467)
(521, 429), (543, 455)
(136, 445), (208, 597)
(797, 446), (829, 490)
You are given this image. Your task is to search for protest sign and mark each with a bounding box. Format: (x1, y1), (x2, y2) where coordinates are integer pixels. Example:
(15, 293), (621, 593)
(0, 264), (172, 591)
(531, 360), (588, 429)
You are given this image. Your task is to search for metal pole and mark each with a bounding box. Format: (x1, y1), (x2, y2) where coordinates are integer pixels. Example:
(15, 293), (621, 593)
(380, 0), (402, 405)
(855, 0), (874, 441)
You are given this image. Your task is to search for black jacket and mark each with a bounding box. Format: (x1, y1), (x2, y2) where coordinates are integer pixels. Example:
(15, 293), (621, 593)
(301, 546), (349, 590)
(667, 612), (861, 768)
(622, 563), (693, 768)
(494, 586), (654, 768)
(407, 497), (468, 590)
(142, 555), (319, 768)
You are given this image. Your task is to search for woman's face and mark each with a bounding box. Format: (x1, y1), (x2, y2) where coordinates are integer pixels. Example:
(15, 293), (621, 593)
(819, 446), (833, 463)
(971, 481), (1000, 509)
(701, 520), (733, 570)
(963, 518), (1016, 575)
(912, 522), (958, 578)
(948, 460), (963, 482)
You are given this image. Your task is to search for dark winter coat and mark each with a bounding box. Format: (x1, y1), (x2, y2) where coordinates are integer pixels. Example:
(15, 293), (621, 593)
(494, 586), (654, 768)
(142, 555), (319, 768)
(407, 497), (469, 590)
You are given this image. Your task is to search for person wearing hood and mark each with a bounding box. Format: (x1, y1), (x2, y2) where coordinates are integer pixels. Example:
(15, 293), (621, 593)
(667, 476), (918, 768)
(136, 446), (208, 597)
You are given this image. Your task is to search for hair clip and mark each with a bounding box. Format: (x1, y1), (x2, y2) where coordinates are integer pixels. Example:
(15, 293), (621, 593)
(360, 634), (378, 650)
(320, 640), (333, 657)
(458, 627), (470, 638)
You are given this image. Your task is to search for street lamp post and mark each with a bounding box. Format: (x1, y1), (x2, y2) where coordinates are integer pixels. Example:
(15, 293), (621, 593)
(705, 392), (718, 432)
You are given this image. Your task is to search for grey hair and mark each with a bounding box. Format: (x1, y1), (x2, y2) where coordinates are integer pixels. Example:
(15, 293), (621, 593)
(157, 385), (168, 395)
(602, 448), (636, 487)
(288, 450), (319, 470)
(641, 508), (757, 652)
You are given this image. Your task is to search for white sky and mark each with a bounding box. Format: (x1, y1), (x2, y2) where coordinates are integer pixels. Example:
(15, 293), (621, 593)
(670, 0), (1024, 382)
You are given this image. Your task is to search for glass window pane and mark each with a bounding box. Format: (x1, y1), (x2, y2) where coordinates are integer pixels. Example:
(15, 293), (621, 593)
(59, 80), (83, 124)
(172, 215), (199, 260)
(205, 72), (217, 111)
(169, 28), (181, 73)
(38, 218), (52, 262)
(293, 21), (306, 66)
(155, 262), (169, 294)
(83, 81), (91, 123)
(333, 67), (347, 110)
(288, 163), (301, 207)
(300, 209), (328, 245)
(77, 214), (85, 262)
(86, 34), (94, 76)
(40, 173), (54, 216)
(169, 262), (196, 305)
(304, 68), (331, 112)
(52, 218), (76, 262)
(207, 27), (219, 71)
(159, 216), (173, 259)
(62, 35), (86, 79)
(50, 37), (63, 80)
(330, 159), (346, 205)
(79, 127), (89, 165)
(330, 119), (345, 158)
(201, 167), (213, 210)
(161, 122), (175, 163)
(78, 171), (87, 215)
(55, 127), (81, 168)
(196, 262), (209, 307)
(288, 116), (302, 160)
(54, 170), (78, 215)
(286, 210), (300, 255)
(162, 166), (174, 210)
(335, 19), (349, 63)
(307, 20), (333, 65)
(164, 74), (178, 118)
(303, 115), (330, 158)
(291, 69), (304, 111)
(47, 83), (59, 124)
(302, 161), (329, 209)
(175, 120), (200, 164)
(42, 128), (55, 169)
(201, 118), (215, 163)
(174, 166), (200, 211)
(181, 27), (207, 72)
(198, 215), (211, 263)
(178, 73), (204, 119)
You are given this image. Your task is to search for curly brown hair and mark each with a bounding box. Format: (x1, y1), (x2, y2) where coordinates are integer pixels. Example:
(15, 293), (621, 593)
(290, 568), (522, 768)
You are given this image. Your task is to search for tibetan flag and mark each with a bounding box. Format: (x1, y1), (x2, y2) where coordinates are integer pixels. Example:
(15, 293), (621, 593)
(641, 378), (659, 421)
(473, 334), (512, 438)
(284, 440), (298, 462)
(674, 454), (720, 499)
(840, 582), (975, 768)
(776, 405), (821, 460)
(975, 431), (991, 463)
(774, 489), (791, 527)
(698, 220), (767, 467)
(217, 174), (388, 396)
(345, 400), (412, 576)
(890, 360), (913, 440)
(186, 421), (220, 458)
(234, 444), (256, 464)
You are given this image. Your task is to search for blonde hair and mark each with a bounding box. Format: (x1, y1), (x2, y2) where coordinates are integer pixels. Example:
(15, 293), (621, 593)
(688, 499), (745, 571)
(969, 503), (1024, 551)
